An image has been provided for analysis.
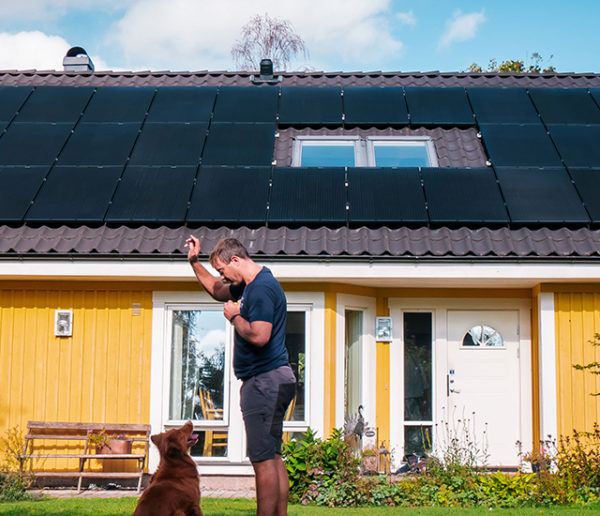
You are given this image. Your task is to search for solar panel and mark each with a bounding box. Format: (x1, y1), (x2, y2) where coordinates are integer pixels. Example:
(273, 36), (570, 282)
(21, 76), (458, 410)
(187, 166), (270, 223)
(278, 87), (342, 125)
(591, 89), (600, 107)
(405, 87), (474, 125)
(26, 166), (122, 222)
(82, 87), (155, 122)
(0, 123), (73, 165)
(467, 88), (539, 124)
(269, 167), (346, 223)
(129, 123), (207, 166)
(202, 122), (275, 166)
(343, 87), (408, 126)
(105, 166), (196, 222)
(146, 87), (216, 123)
(347, 167), (426, 223)
(212, 87), (278, 123)
(0, 87), (32, 123)
(548, 124), (600, 168)
(495, 167), (589, 224)
(0, 166), (47, 221)
(479, 123), (561, 167)
(421, 167), (508, 224)
(570, 168), (600, 222)
(529, 88), (600, 125)
(59, 123), (140, 166)
(17, 86), (93, 123)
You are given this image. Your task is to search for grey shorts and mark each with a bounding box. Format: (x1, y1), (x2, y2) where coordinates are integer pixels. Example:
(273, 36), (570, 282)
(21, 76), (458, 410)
(240, 365), (296, 462)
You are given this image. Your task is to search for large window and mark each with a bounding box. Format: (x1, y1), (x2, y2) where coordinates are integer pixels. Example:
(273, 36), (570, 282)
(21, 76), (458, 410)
(166, 303), (309, 459)
(169, 308), (230, 457)
(292, 136), (437, 167)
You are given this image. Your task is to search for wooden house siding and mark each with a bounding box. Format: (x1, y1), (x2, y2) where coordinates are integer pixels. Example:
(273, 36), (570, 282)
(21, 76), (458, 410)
(555, 291), (600, 436)
(0, 286), (152, 471)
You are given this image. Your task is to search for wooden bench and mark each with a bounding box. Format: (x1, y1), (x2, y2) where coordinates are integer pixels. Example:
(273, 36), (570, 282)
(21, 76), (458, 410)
(19, 421), (151, 493)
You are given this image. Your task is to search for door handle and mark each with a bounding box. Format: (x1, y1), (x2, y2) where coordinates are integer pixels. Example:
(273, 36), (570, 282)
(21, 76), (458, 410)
(447, 373), (460, 394)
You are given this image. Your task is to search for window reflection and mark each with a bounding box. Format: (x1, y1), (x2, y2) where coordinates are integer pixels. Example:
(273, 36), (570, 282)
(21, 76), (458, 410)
(285, 312), (306, 421)
(170, 310), (227, 422)
(404, 313), (432, 421)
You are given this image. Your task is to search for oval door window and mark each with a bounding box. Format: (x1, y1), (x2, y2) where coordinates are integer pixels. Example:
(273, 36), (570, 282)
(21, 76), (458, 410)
(462, 325), (504, 347)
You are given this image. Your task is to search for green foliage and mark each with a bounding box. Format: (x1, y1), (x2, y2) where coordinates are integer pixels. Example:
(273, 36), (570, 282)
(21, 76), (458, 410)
(0, 427), (35, 502)
(467, 53), (556, 73)
(556, 423), (600, 497)
(573, 333), (600, 396)
(282, 428), (361, 505)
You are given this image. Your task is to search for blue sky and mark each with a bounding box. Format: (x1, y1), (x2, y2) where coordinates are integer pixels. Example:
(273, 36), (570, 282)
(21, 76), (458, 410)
(0, 0), (597, 73)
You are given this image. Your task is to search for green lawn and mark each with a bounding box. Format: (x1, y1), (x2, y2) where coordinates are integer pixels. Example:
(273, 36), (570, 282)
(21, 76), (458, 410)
(0, 498), (599, 516)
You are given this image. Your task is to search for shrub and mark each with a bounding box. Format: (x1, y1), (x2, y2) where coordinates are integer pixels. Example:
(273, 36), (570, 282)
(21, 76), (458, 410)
(0, 426), (36, 502)
(282, 427), (361, 505)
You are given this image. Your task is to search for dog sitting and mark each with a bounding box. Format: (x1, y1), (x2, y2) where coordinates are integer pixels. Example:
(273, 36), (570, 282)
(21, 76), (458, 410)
(133, 421), (202, 516)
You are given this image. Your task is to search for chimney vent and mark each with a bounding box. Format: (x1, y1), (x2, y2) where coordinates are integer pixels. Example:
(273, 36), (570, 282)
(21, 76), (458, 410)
(63, 46), (95, 72)
(250, 58), (282, 85)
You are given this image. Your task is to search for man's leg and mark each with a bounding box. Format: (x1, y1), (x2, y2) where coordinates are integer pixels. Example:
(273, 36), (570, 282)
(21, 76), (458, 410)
(275, 453), (289, 516)
(252, 458), (281, 516)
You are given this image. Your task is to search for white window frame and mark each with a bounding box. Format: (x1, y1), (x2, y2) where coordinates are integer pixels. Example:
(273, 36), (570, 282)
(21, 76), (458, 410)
(366, 136), (439, 167)
(150, 290), (325, 474)
(291, 135), (364, 167)
(291, 135), (437, 167)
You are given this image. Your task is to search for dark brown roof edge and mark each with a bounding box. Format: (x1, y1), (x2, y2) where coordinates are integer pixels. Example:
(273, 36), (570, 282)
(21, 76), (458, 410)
(1, 225), (600, 259)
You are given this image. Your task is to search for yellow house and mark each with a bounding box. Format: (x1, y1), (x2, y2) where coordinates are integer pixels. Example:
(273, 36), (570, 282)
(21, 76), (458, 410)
(1, 55), (600, 476)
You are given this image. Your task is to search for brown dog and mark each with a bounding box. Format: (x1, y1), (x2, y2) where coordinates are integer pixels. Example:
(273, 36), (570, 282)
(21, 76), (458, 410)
(133, 421), (202, 516)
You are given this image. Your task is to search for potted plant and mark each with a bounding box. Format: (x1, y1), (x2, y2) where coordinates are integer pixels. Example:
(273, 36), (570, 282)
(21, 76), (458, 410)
(361, 447), (379, 473)
(87, 429), (132, 455)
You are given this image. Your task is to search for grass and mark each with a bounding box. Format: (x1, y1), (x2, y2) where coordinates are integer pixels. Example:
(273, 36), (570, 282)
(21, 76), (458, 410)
(0, 498), (599, 516)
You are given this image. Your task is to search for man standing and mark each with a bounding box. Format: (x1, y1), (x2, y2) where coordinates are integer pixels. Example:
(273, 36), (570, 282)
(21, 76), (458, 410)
(185, 235), (296, 516)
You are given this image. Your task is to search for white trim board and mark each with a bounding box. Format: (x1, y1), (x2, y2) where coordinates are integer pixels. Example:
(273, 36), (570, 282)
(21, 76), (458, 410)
(3, 260), (600, 288)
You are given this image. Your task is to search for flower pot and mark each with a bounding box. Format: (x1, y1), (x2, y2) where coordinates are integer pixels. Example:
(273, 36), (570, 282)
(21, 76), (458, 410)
(362, 455), (378, 473)
(96, 439), (132, 455)
(96, 440), (134, 473)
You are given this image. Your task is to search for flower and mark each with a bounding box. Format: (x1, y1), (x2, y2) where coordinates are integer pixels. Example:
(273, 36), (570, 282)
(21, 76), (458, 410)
(87, 429), (125, 450)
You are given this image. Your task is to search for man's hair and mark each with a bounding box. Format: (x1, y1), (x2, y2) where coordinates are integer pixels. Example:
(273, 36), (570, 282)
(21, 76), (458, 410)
(209, 238), (250, 266)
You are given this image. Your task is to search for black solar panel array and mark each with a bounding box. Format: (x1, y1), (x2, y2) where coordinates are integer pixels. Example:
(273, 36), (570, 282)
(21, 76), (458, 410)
(0, 85), (598, 226)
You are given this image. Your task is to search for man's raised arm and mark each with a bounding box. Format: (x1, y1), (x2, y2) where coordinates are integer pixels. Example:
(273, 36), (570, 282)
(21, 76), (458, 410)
(185, 235), (233, 302)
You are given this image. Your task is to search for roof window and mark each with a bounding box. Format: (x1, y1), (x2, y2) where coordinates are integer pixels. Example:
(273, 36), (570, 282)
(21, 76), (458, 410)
(291, 136), (438, 167)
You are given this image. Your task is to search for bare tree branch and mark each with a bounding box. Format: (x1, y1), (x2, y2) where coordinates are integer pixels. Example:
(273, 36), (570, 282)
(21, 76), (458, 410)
(231, 13), (308, 71)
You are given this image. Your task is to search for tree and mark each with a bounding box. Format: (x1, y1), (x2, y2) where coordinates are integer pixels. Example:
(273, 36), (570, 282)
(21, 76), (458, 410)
(231, 13), (307, 71)
(467, 52), (556, 73)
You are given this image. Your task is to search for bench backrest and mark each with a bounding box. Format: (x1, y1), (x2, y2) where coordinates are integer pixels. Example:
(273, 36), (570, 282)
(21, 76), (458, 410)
(26, 421), (151, 440)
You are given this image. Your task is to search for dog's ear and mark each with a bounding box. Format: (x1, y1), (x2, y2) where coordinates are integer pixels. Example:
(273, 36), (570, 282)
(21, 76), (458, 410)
(151, 434), (162, 448)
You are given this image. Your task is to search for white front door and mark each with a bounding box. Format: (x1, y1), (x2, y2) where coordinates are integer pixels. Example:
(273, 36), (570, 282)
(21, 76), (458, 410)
(446, 310), (521, 467)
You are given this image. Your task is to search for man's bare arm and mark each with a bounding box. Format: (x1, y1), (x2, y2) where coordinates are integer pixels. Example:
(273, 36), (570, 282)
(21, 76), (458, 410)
(224, 301), (272, 347)
(185, 236), (233, 302)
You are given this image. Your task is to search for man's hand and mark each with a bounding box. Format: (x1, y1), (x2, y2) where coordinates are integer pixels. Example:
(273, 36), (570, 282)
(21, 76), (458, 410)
(224, 301), (240, 321)
(185, 235), (201, 263)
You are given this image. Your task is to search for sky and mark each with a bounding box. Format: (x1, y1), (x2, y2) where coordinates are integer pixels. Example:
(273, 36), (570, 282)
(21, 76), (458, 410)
(0, 0), (597, 74)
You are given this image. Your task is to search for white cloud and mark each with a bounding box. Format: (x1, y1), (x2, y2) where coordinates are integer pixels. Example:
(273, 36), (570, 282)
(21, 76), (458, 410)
(396, 10), (416, 26)
(0, 31), (109, 71)
(438, 10), (485, 49)
(109, 0), (403, 71)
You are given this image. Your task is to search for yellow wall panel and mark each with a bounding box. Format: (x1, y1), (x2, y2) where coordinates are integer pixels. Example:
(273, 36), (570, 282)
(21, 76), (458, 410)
(0, 286), (153, 472)
(555, 292), (600, 436)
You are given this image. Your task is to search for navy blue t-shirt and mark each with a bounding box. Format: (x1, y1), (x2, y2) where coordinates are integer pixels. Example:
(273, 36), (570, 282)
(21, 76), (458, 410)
(229, 267), (288, 380)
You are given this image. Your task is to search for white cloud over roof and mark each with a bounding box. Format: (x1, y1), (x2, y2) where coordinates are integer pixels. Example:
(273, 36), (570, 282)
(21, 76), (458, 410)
(0, 31), (109, 71)
(438, 10), (486, 49)
(109, 0), (404, 71)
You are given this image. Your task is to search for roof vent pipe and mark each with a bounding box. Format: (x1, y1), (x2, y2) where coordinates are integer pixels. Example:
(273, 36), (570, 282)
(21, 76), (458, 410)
(63, 46), (95, 72)
(250, 58), (282, 85)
